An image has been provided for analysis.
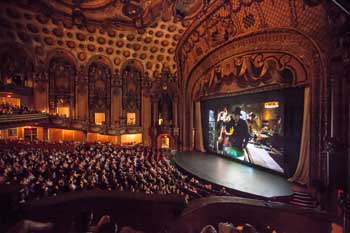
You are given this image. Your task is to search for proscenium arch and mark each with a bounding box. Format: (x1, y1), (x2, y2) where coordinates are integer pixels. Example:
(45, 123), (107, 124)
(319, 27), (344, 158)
(185, 28), (324, 94)
(189, 51), (307, 101)
(179, 28), (326, 183)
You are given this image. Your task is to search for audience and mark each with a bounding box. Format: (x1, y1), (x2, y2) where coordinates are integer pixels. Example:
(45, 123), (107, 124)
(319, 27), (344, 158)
(0, 102), (39, 115)
(0, 140), (231, 202)
(1, 140), (281, 233)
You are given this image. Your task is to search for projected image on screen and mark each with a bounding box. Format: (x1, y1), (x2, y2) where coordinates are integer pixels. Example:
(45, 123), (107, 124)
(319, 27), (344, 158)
(203, 88), (304, 175)
(208, 101), (285, 173)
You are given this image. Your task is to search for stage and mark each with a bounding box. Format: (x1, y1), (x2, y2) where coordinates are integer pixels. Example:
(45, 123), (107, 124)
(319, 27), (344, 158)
(174, 152), (293, 199)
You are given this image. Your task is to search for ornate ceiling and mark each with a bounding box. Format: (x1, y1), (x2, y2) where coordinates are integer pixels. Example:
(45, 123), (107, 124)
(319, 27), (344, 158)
(0, 0), (209, 78)
(38, 0), (205, 28)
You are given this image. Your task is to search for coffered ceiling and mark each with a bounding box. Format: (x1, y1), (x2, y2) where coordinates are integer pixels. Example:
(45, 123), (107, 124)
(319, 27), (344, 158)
(0, 0), (209, 77)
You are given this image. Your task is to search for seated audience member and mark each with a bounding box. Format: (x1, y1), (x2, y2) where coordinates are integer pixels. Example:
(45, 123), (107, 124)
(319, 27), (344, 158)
(119, 226), (144, 233)
(0, 140), (233, 202)
(6, 219), (54, 233)
(218, 222), (239, 233)
(242, 223), (257, 233)
(200, 225), (217, 233)
(0, 102), (39, 115)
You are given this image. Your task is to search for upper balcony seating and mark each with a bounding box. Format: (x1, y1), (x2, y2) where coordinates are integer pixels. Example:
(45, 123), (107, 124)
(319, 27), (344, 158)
(0, 103), (39, 115)
(0, 103), (48, 128)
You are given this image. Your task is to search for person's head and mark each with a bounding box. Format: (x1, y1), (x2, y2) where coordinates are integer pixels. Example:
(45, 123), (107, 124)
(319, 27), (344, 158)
(248, 112), (256, 120)
(97, 221), (117, 233)
(200, 225), (217, 233)
(233, 113), (240, 122)
(242, 223), (257, 233)
(233, 107), (242, 122)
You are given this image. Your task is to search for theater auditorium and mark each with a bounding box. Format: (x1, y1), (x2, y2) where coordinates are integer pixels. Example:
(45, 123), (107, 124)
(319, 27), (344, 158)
(0, 0), (349, 232)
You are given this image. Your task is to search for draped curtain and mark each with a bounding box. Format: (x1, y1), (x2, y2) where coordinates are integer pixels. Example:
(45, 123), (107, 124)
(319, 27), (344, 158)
(194, 101), (206, 152)
(289, 87), (310, 185)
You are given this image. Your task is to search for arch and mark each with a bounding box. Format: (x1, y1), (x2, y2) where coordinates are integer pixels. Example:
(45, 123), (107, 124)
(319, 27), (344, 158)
(157, 133), (173, 149)
(0, 42), (35, 88)
(48, 53), (77, 117)
(178, 28), (326, 184)
(185, 28), (324, 97)
(85, 55), (113, 75)
(46, 48), (78, 71)
(120, 59), (144, 75)
(87, 57), (112, 126)
(120, 59), (143, 127)
(157, 92), (173, 127)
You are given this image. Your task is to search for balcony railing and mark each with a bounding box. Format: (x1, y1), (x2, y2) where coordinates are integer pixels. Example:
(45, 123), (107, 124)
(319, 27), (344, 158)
(47, 115), (143, 135)
(0, 113), (49, 129)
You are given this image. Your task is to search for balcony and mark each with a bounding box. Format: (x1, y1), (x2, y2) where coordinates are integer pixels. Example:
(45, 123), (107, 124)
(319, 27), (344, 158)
(0, 84), (33, 96)
(0, 113), (49, 129)
(46, 115), (143, 136)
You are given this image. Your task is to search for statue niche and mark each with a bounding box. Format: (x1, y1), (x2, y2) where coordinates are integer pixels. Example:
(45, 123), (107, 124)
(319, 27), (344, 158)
(88, 61), (111, 125)
(48, 56), (76, 117)
(0, 47), (33, 89)
(158, 93), (173, 127)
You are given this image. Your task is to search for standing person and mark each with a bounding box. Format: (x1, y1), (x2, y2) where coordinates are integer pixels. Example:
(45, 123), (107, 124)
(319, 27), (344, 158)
(247, 112), (259, 141)
(226, 107), (250, 150)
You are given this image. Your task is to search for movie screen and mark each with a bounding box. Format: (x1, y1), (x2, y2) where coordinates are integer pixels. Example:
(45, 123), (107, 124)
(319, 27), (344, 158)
(203, 89), (304, 174)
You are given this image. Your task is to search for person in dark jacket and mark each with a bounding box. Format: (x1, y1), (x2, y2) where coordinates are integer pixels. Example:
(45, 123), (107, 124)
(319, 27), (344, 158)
(225, 107), (250, 150)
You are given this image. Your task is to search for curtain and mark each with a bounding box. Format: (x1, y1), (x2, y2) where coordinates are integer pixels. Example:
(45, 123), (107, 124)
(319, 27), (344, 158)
(289, 87), (310, 185)
(194, 101), (206, 152)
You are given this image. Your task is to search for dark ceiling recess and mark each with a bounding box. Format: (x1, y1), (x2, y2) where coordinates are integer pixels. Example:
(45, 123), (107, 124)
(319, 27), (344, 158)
(303, 0), (322, 7)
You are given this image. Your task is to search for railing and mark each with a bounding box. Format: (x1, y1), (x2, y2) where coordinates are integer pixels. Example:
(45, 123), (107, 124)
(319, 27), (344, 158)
(0, 84), (33, 96)
(0, 113), (48, 129)
(18, 190), (185, 233)
(48, 115), (143, 135)
(1, 188), (336, 233)
(170, 196), (335, 233)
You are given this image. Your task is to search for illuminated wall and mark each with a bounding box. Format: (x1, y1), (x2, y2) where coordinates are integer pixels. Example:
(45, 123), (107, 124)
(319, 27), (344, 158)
(57, 107), (70, 117)
(121, 134), (142, 145)
(0, 126), (43, 140)
(94, 113), (105, 125)
(48, 128), (85, 142)
(87, 133), (118, 144)
(0, 97), (20, 106)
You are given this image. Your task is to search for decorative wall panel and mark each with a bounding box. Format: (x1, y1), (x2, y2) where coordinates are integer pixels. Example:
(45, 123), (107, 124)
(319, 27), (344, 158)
(121, 60), (142, 127)
(48, 55), (76, 116)
(88, 60), (112, 125)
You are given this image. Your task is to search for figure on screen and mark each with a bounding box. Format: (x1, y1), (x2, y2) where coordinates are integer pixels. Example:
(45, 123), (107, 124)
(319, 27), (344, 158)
(247, 112), (259, 141)
(225, 107), (250, 150)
